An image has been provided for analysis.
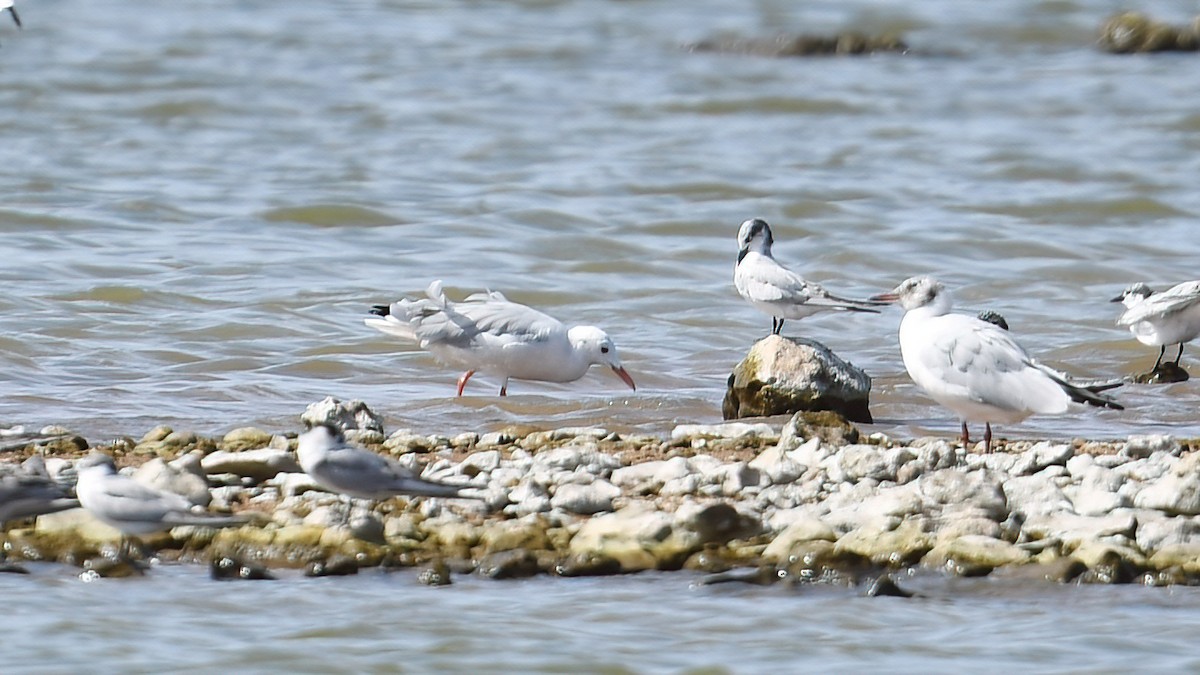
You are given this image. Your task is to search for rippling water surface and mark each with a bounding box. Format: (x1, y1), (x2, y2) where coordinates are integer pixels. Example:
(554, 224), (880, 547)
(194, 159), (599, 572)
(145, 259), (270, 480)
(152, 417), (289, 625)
(4, 1), (1200, 665)
(3, 0), (1200, 442)
(4, 565), (1200, 672)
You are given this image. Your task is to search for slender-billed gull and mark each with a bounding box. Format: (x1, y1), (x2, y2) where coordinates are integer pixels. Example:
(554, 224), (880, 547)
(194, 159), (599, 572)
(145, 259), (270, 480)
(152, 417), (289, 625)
(365, 280), (636, 396)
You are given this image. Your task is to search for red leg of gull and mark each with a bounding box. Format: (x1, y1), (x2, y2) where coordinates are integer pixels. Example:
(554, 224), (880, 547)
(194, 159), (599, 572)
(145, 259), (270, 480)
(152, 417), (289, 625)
(456, 370), (476, 397)
(961, 422), (970, 452)
(499, 378), (509, 397)
(984, 423), (993, 454)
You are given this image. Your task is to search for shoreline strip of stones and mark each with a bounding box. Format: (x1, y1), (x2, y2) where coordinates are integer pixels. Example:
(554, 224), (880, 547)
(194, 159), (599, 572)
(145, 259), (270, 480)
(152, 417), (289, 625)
(4, 399), (1200, 586)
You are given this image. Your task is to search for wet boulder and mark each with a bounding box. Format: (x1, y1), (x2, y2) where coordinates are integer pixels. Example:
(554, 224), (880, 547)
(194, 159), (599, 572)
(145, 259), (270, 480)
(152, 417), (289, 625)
(1099, 12), (1200, 54)
(689, 32), (908, 57)
(723, 335), (872, 422)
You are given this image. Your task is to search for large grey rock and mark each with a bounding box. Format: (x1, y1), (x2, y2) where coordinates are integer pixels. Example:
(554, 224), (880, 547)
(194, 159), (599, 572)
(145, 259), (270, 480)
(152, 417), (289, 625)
(827, 444), (914, 483)
(133, 456), (211, 507)
(1022, 511), (1137, 547)
(201, 448), (302, 482)
(1133, 472), (1200, 515)
(1136, 515), (1200, 553)
(1003, 473), (1073, 518)
(551, 480), (621, 515)
(748, 446), (805, 485)
(722, 335), (872, 422)
(301, 397), (385, 434)
(918, 469), (1008, 521)
(1010, 442), (1074, 476)
(568, 504), (696, 571)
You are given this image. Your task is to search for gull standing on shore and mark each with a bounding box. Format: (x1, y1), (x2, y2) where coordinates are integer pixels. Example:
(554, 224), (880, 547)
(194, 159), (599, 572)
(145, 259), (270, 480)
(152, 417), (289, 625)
(75, 453), (245, 558)
(365, 280), (636, 396)
(734, 219), (884, 335)
(1111, 280), (1200, 376)
(873, 276), (1123, 453)
(297, 425), (475, 500)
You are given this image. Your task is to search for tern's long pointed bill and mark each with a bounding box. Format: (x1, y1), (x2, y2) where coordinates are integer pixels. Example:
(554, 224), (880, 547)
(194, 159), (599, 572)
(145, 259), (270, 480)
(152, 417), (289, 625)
(870, 292), (899, 303)
(1109, 294), (1124, 303)
(612, 366), (636, 391)
(8, 7), (20, 28)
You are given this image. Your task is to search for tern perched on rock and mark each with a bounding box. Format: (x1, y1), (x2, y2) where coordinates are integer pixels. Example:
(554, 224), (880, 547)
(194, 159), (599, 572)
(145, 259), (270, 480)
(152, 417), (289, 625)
(873, 276), (1123, 453)
(734, 218), (884, 336)
(365, 280), (636, 396)
(1112, 280), (1200, 379)
(297, 424), (475, 500)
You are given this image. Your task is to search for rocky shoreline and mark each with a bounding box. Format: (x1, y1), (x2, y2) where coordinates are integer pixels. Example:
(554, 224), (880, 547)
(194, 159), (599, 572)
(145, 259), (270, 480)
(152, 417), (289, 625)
(3, 397), (1199, 587)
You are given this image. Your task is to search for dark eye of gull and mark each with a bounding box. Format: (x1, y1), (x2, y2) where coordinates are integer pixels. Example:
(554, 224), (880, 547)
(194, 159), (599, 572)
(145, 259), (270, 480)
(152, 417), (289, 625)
(601, 345), (610, 354)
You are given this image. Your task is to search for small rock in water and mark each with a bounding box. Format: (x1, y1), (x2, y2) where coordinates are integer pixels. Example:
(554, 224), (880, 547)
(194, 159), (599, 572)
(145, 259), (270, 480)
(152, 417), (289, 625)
(210, 556), (275, 581)
(0, 562), (30, 575)
(306, 555), (360, 577)
(865, 574), (914, 598)
(699, 566), (780, 586)
(554, 552), (624, 578)
(477, 550), (541, 580)
(723, 335), (872, 422)
(84, 557), (146, 579)
(418, 560), (453, 586)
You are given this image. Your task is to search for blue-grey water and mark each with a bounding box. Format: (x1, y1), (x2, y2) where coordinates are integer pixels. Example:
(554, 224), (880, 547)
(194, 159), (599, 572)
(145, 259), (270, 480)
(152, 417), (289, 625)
(4, 0), (1200, 669)
(4, 564), (1200, 673)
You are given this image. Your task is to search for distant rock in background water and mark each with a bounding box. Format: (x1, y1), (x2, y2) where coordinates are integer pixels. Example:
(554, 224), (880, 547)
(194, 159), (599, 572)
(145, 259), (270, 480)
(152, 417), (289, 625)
(689, 32), (908, 58)
(723, 335), (872, 422)
(1099, 12), (1200, 53)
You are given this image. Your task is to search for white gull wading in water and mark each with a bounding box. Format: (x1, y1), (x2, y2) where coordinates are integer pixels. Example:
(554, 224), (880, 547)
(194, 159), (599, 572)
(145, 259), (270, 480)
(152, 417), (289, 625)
(873, 276), (1123, 453)
(297, 425), (474, 500)
(1111, 280), (1200, 372)
(734, 218), (884, 336)
(364, 280), (636, 396)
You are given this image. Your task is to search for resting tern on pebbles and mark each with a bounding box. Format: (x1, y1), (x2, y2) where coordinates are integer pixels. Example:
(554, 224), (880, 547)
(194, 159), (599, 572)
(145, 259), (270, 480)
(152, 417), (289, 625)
(0, 457), (77, 524)
(734, 218), (885, 336)
(297, 424), (475, 500)
(1111, 280), (1200, 378)
(75, 453), (245, 559)
(365, 280), (636, 396)
(872, 276), (1123, 453)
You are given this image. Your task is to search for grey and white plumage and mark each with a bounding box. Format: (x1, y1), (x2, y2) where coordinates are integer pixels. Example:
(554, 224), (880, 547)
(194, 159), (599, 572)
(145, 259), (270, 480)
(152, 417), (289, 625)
(1111, 280), (1200, 371)
(1, 0), (20, 29)
(297, 425), (473, 501)
(364, 280), (636, 396)
(0, 456), (77, 524)
(874, 276), (1122, 452)
(74, 453), (244, 537)
(734, 218), (884, 335)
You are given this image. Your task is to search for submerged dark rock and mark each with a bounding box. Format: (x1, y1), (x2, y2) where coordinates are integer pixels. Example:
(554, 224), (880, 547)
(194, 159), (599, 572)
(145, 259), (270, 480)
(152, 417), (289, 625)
(865, 574), (914, 598)
(306, 555), (360, 578)
(418, 560), (453, 586)
(1099, 12), (1200, 54)
(211, 555), (275, 581)
(690, 33), (908, 58)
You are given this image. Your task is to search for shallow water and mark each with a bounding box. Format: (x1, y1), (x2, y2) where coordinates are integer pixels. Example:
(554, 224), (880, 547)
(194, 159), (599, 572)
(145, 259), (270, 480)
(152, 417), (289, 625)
(4, 1), (1200, 666)
(2, 0), (1200, 444)
(3, 564), (1200, 672)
